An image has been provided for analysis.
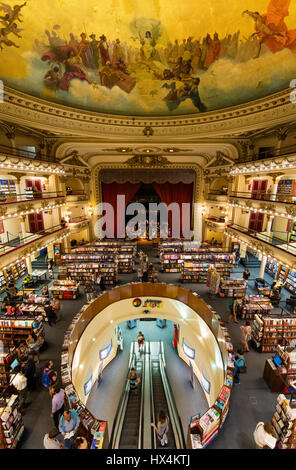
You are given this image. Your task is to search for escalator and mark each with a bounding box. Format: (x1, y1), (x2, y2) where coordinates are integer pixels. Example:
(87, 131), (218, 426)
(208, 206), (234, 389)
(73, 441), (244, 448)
(151, 358), (176, 449)
(111, 340), (185, 449)
(150, 342), (185, 449)
(118, 358), (143, 449)
(110, 342), (145, 449)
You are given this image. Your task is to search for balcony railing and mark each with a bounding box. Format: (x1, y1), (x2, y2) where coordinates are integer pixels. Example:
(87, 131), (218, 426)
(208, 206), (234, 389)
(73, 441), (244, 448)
(230, 191), (296, 204)
(0, 143), (57, 163)
(68, 217), (89, 224)
(66, 189), (87, 197)
(229, 223), (296, 257)
(206, 216), (226, 223)
(237, 143), (296, 163)
(0, 224), (67, 257)
(0, 191), (65, 205)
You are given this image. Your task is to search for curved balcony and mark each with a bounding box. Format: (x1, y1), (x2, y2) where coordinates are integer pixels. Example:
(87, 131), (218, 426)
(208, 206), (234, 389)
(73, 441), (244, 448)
(68, 217), (90, 233)
(206, 190), (228, 204)
(0, 191), (66, 219)
(66, 190), (88, 204)
(205, 216), (227, 233)
(226, 223), (296, 267)
(0, 225), (70, 270)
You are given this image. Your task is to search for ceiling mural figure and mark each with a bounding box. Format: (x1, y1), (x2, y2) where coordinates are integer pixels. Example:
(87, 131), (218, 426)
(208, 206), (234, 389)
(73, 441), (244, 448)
(0, 1), (26, 50)
(0, 0), (296, 116)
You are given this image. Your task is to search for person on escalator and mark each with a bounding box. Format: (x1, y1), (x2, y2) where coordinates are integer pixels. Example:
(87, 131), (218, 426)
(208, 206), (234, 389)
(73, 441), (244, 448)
(127, 367), (139, 393)
(151, 410), (169, 447)
(137, 331), (145, 352)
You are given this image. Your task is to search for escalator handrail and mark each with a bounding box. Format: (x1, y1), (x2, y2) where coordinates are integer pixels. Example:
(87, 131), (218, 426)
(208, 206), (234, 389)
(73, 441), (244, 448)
(137, 343), (146, 449)
(142, 342), (154, 449)
(149, 343), (157, 449)
(111, 341), (135, 448)
(158, 344), (185, 449)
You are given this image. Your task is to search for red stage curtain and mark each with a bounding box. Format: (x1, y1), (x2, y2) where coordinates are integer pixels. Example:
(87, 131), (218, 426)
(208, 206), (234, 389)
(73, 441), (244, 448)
(102, 182), (142, 237)
(152, 182), (193, 238)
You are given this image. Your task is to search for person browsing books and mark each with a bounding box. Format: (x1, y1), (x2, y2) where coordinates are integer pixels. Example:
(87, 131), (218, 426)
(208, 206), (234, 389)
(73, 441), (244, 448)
(234, 349), (245, 384)
(59, 409), (80, 449)
(253, 421), (277, 449)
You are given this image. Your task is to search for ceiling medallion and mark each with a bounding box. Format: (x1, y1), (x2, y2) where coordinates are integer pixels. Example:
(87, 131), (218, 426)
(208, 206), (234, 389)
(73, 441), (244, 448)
(126, 155), (171, 167)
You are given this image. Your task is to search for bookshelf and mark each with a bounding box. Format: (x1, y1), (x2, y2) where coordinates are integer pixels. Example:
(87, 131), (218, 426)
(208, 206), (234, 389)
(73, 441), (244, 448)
(0, 394), (24, 449)
(284, 269), (296, 295)
(61, 306), (109, 449)
(0, 317), (45, 347)
(65, 263), (118, 285)
(276, 345), (296, 393)
(0, 271), (6, 293)
(276, 179), (296, 203)
(0, 347), (16, 390)
(237, 296), (273, 320)
(162, 251), (235, 276)
(252, 314), (296, 353)
(62, 253), (119, 285)
(265, 260), (279, 279)
(4, 268), (14, 285)
(279, 266), (289, 284)
(12, 261), (27, 283)
(219, 278), (246, 298)
(272, 394), (296, 449)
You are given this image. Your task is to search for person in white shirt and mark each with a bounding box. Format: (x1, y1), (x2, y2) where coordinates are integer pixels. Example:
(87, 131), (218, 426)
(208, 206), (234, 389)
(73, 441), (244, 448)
(253, 421), (277, 449)
(10, 366), (28, 411)
(43, 428), (64, 449)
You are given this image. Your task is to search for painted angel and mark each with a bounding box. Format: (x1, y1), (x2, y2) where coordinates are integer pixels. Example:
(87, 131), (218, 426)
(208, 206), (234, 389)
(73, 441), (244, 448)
(0, 2), (27, 25)
(243, 0), (296, 58)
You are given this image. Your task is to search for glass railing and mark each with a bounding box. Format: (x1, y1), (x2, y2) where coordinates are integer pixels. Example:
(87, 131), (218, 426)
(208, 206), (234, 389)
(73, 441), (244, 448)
(229, 224), (296, 257)
(0, 224), (67, 257)
(0, 191), (65, 204)
(230, 191), (296, 204)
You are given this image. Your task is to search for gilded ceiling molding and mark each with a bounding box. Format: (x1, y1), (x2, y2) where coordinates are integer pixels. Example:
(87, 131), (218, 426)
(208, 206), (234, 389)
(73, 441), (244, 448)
(0, 87), (295, 139)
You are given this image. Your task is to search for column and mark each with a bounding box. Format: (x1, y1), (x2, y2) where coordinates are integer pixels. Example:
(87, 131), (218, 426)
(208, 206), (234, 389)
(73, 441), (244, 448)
(266, 215), (274, 238)
(259, 255), (267, 279)
(47, 243), (54, 259)
(26, 256), (32, 274)
(19, 216), (26, 239)
(239, 243), (247, 258)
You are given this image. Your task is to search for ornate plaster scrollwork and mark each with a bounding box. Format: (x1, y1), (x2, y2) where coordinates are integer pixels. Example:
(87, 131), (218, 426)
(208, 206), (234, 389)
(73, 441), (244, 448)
(126, 155), (171, 167)
(285, 206), (296, 217)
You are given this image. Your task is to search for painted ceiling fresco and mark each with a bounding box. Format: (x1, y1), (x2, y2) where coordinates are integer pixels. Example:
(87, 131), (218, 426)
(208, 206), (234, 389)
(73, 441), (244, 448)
(0, 0), (296, 116)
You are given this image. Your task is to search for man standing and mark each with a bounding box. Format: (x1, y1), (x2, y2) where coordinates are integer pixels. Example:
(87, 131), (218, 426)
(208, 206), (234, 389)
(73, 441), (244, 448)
(59, 409), (80, 449)
(10, 365), (28, 411)
(21, 355), (36, 391)
(44, 303), (57, 327)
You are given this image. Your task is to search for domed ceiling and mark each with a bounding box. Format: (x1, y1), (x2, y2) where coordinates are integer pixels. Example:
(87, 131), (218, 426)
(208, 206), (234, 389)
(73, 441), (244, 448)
(1, 0), (296, 116)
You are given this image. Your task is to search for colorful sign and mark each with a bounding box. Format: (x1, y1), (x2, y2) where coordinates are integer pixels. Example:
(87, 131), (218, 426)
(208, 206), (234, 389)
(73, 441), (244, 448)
(132, 298), (163, 308)
(133, 298), (142, 307)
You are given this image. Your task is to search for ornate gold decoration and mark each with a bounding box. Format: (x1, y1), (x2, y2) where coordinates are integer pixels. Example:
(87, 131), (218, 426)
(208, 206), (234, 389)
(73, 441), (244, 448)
(285, 206), (296, 217)
(126, 155), (171, 167)
(143, 126), (154, 137)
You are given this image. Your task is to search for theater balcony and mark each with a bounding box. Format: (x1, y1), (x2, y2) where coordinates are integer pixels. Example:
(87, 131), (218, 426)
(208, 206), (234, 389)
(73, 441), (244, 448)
(229, 192), (296, 220)
(225, 224), (296, 268)
(0, 225), (70, 270)
(0, 191), (66, 220)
